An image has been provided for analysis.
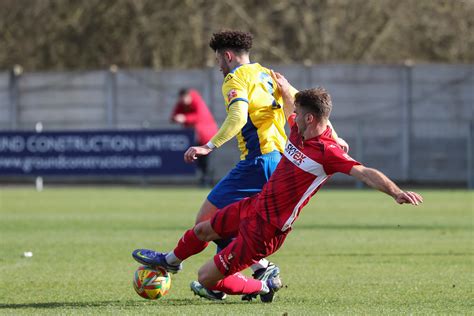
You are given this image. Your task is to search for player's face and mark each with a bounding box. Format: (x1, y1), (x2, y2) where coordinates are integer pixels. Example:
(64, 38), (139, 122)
(215, 51), (231, 77)
(179, 93), (192, 106)
(294, 104), (308, 135)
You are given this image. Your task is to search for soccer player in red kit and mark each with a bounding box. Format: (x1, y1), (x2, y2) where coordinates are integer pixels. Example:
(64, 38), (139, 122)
(133, 72), (423, 302)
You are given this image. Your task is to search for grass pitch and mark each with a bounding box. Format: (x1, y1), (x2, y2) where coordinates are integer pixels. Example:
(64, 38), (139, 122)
(0, 187), (472, 315)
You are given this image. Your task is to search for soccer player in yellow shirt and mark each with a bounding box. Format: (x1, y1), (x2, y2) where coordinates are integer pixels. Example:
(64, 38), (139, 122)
(180, 30), (347, 300)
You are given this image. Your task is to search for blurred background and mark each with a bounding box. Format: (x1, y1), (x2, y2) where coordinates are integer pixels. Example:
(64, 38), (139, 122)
(0, 0), (472, 187)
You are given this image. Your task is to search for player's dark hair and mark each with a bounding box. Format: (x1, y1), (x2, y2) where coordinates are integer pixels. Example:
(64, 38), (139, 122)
(209, 30), (253, 54)
(295, 88), (332, 121)
(178, 88), (190, 97)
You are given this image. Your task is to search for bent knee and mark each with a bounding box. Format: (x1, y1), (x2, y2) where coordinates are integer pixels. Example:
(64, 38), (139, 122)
(194, 222), (210, 241)
(193, 221), (217, 241)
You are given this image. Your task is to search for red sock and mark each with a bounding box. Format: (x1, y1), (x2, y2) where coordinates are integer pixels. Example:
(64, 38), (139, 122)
(173, 229), (209, 260)
(208, 273), (263, 295)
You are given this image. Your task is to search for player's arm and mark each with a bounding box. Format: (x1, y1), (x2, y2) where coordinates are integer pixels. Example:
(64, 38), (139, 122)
(349, 165), (423, 205)
(271, 70), (295, 120)
(179, 111), (199, 124)
(208, 101), (248, 148)
(271, 70), (349, 152)
(172, 107), (198, 125)
(171, 104), (184, 123)
(183, 102), (248, 163)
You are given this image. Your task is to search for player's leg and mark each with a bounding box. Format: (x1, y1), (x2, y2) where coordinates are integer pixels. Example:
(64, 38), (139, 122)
(244, 151), (281, 273)
(191, 152), (282, 299)
(205, 156), (278, 259)
(195, 199), (218, 224)
(195, 218), (283, 302)
(132, 220), (220, 272)
(190, 199), (259, 300)
(195, 200), (235, 252)
(190, 166), (249, 301)
(191, 237), (281, 301)
(197, 161), (257, 250)
(195, 153), (265, 224)
(239, 151), (282, 300)
(196, 259), (264, 295)
(198, 159), (252, 225)
(132, 199), (244, 273)
(198, 151), (281, 224)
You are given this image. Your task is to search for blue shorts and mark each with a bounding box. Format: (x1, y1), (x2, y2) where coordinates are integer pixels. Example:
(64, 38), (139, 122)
(207, 150), (282, 209)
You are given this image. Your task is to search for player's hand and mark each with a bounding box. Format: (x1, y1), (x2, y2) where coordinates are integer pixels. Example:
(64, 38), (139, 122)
(395, 191), (423, 205)
(337, 137), (350, 153)
(270, 70), (291, 95)
(173, 114), (186, 124)
(184, 145), (212, 163)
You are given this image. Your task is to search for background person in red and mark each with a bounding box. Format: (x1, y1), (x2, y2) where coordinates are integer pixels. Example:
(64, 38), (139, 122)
(171, 88), (218, 186)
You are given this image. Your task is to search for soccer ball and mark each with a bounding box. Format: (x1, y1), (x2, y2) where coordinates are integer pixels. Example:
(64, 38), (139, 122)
(133, 265), (171, 299)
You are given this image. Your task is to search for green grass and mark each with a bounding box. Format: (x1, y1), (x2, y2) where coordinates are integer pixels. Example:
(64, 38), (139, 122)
(0, 187), (472, 315)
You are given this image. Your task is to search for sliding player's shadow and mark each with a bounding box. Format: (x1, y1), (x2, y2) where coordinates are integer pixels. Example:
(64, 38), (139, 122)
(0, 298), (248, 310)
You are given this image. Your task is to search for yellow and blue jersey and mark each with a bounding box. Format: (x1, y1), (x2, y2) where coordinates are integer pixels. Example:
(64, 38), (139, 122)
(222, 63), (287, 160)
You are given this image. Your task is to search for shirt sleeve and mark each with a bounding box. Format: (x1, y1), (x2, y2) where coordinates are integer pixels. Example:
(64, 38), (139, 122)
(209, 101), (248, 148)
(323, 144), (361, 175)
(222, 74), (248, 109)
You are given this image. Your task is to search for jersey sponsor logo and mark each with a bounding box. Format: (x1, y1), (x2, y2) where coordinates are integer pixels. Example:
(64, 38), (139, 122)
(284, 140), (327, 176)
(285, 142), (306, 166)
(227, 89), (238, 102)
(281, 139), (329, 231)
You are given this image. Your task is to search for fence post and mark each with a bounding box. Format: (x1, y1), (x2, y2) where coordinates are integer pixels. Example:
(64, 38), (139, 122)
(401, 61), (413, 182)
(355, 120), (364, 189)
(207, 66), (215, 115)
(105, 65), (118, 128)
(8, 65), (22, 130)
(468, 120), (474, 189)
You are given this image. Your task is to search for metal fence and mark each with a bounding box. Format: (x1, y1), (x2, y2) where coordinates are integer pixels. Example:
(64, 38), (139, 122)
(0, 64), (472, 187)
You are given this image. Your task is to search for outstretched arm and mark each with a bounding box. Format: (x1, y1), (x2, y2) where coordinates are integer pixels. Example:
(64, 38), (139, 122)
(350, 165), (423, 205)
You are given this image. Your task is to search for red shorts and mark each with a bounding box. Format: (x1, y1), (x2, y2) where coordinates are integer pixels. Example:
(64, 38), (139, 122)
(210, 195), (289, 276)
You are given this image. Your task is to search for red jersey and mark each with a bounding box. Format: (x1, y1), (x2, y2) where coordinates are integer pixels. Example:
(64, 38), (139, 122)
(171, 90), (218, 145)
(256, 118), (360, 231)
